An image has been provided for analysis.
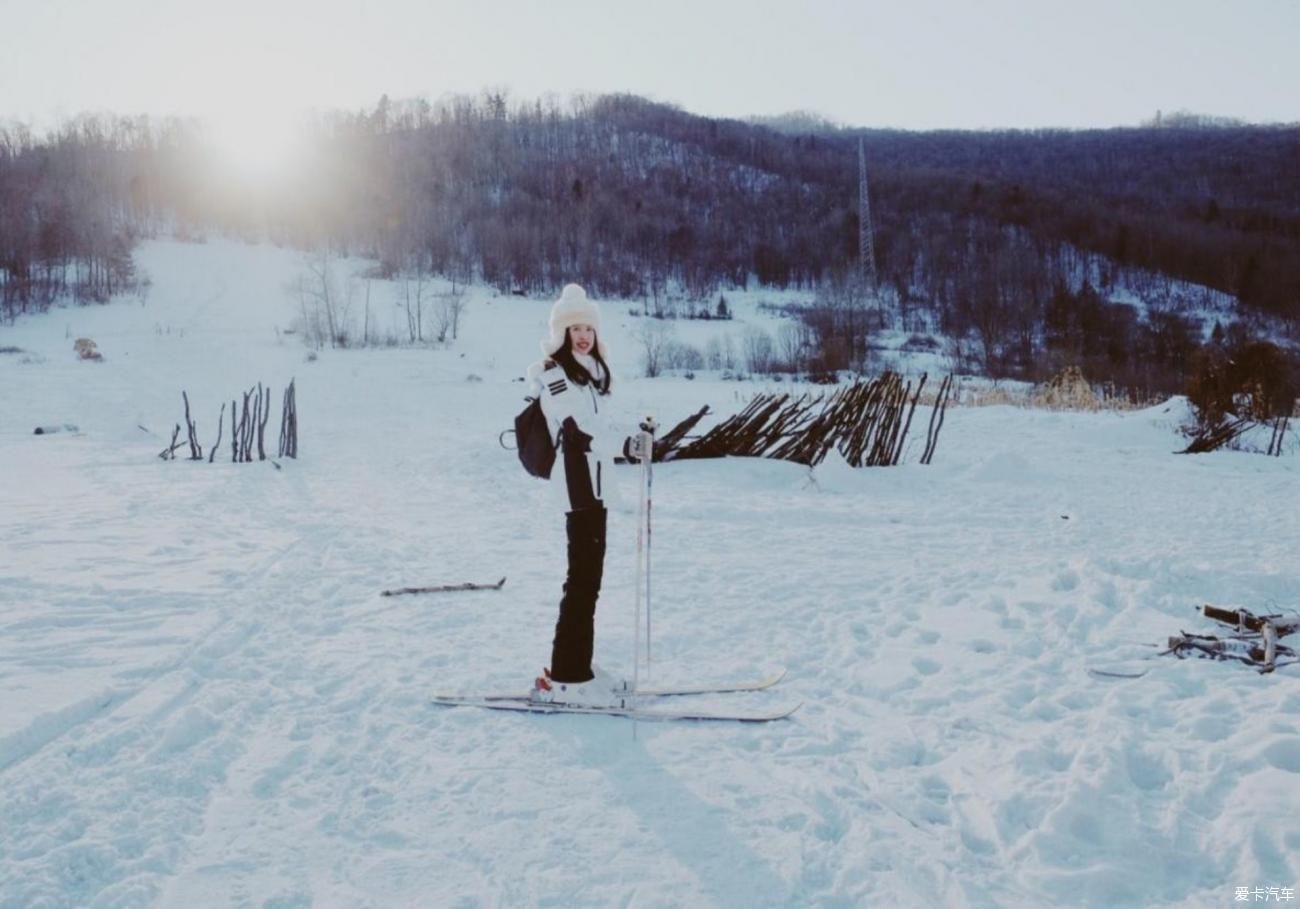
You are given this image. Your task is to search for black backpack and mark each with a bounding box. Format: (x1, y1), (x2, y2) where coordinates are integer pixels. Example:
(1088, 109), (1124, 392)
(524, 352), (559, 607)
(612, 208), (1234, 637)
(506, 397), (556, 479)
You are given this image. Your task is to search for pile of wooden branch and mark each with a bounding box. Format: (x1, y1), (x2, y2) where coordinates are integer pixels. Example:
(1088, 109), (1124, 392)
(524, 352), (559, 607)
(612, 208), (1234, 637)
(1182, 414), (1291, 456)
(159, 380), (299, 463)
(653, 372), (952, 468)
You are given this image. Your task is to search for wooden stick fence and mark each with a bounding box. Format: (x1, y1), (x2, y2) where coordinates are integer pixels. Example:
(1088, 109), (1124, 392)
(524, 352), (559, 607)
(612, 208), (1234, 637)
(160, 380), (298, 462)
(279, 380), (298, 459)
(654, 372), (952, 468)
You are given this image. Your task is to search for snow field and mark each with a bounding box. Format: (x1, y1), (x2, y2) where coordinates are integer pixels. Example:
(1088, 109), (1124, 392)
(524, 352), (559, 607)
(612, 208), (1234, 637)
(1, 238), (1297, 908)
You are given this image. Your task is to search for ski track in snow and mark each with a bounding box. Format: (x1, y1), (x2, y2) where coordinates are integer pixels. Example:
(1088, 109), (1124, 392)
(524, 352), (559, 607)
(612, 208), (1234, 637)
(1, 238), (1298, 908)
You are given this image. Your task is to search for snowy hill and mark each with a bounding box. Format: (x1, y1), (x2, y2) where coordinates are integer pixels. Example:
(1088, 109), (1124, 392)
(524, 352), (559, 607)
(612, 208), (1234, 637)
(1, 239), (1298, 908)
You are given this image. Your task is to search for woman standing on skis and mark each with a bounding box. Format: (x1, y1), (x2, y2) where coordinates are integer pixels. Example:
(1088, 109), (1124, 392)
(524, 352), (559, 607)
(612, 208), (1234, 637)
(527, 284), (642, 705)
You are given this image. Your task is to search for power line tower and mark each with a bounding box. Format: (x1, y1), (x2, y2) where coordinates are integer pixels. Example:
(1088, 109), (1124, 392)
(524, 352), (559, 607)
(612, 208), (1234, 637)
(858, 137), (878, 292)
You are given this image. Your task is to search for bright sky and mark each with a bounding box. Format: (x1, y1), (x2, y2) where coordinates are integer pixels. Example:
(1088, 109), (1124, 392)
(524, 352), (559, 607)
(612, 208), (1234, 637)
(2, 0), (1297, 132)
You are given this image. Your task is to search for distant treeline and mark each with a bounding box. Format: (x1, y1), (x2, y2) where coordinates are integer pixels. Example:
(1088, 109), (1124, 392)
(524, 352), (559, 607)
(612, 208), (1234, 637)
(0, 118), (151, 310)
(2, 94), (1298, 385)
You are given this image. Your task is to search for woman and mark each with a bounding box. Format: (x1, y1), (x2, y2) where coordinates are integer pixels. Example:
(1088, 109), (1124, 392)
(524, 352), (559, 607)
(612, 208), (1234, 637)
(526, 284), (635, 706)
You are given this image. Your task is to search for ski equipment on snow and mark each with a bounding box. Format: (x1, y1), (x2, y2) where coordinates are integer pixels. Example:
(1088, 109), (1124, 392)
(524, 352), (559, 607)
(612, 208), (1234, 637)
(1168, 604), (1300, 673)
(438, 668), (787, 703)
(381, 577), (506, 597)
(1092, 604), (1300, 678)
(624, 667), (786, 698)
(430, 694), (798, 723)
(431, 668), (795, 722)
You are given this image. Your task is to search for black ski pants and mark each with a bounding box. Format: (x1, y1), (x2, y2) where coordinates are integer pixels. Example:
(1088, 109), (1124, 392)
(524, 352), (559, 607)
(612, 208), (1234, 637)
(549, 506), (607, 683)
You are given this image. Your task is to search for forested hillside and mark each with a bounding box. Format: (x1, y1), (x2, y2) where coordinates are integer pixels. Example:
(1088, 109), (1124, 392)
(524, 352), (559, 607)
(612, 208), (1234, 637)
(2, 93), (1297, 387)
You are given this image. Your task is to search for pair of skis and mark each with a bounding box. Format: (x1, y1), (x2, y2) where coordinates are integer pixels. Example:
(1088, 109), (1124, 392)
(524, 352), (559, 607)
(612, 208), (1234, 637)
(434, 417), (797, 723)
(431, 668), (796, 723)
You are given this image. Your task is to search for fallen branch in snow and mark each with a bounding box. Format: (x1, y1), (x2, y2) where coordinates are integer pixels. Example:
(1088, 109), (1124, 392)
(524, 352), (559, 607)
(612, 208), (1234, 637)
(380, 577), (507, 597)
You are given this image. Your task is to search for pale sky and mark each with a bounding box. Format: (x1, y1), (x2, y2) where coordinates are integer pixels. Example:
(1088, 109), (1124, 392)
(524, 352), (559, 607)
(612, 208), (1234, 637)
(2, 0), (1297, 132)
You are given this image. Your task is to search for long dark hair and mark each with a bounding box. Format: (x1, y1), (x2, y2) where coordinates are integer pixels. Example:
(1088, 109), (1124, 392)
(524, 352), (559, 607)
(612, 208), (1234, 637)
(551, 333), (612, 395)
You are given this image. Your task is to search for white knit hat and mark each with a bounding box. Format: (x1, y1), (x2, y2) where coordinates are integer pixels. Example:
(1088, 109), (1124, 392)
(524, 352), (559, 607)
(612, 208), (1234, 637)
(541, 283), (608, 358)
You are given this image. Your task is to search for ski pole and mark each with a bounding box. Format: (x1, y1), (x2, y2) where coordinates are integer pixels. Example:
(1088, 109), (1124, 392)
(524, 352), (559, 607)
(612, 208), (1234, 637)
(643, 417), (656, 672)
(630, 417), (655, 698)
(631, 422), (647, 697)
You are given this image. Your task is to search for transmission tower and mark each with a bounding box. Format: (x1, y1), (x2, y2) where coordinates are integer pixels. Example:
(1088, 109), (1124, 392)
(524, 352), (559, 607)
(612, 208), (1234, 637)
(858, 137), (878, 291)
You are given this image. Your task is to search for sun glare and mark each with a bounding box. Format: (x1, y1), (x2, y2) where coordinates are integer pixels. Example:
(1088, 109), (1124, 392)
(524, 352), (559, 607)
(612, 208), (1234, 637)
(206, 109), (305, 184)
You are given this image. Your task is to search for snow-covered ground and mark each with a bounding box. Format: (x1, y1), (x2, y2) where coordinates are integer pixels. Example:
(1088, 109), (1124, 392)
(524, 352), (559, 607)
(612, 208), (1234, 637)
(1, 239), (1298, 908)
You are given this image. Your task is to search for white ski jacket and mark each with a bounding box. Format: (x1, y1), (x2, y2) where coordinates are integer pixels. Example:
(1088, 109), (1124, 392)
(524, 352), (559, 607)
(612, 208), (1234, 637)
(527, 357), (624, 508)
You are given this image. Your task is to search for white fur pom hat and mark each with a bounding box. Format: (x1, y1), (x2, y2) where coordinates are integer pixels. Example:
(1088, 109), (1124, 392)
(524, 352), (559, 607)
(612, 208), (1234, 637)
(541, 283), (608, 358)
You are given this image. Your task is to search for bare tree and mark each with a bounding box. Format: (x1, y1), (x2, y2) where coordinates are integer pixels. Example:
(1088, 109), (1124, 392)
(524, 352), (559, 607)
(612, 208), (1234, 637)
(802, 278), (875, 373)
(778, 321), (811, 372)
(743, 327), (776, 374)
(704, 337), (722, 371)
(400, 270), (432, 342)
(427, 288), (466, 343)
(292, 249), (354, 348)
(723, 335), (738, 371)
(451, 291), (466, 339)
(636, 320), (673, 377)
